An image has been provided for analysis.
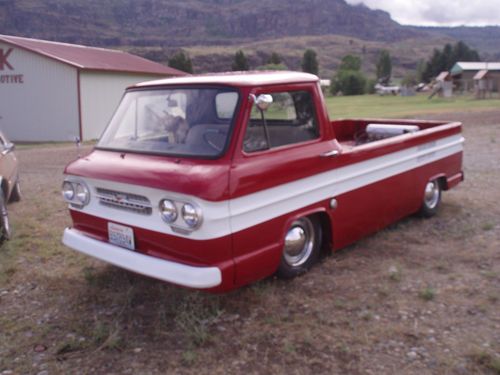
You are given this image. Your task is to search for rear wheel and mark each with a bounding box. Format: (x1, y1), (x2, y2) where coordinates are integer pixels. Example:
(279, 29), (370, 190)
(0, 193), (11, 244)
(277, 216), (322, 279)
(419, 180), (441, 218)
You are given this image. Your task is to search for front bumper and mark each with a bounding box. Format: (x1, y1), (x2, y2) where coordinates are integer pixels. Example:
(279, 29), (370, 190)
(62, 228), (222, 289)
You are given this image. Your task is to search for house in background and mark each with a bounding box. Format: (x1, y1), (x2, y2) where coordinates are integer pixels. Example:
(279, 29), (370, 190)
(450, 62), (500, 95)
(0, 35), (186, 142)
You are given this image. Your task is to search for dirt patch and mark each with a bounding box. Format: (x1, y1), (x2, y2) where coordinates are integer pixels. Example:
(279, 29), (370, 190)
(1, 111), (499, 374)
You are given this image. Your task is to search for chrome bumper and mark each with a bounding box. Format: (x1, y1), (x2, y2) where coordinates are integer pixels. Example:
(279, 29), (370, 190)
(62, 228), (222, 289)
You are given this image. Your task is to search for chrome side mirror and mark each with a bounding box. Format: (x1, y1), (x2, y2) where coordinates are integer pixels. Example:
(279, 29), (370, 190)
(249, 94), (273, 111)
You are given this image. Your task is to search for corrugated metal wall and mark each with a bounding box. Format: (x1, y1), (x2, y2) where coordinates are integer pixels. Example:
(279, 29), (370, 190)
(79, 71), (163, 140)
(0, 43), (79, 142)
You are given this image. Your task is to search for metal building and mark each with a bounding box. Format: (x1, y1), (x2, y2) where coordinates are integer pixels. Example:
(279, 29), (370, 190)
(450, 62), (500, 94)
(0, 35), (186, 142)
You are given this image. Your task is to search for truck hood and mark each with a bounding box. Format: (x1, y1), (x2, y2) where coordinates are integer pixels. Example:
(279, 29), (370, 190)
(64, 150), (230, 201)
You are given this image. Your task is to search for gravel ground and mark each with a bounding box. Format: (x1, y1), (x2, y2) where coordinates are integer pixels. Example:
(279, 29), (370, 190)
(0, 110), (499, 375)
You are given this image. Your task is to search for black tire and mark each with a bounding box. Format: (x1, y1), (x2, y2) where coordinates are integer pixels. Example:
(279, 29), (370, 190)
(0, 193), (11, 244)
(9, 180), (21, 203)
(419, 179), (442, 218)
(277, 216), (322, 279)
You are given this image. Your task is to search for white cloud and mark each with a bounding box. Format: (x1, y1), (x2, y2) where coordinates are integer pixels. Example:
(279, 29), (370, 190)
(346, 0), (500, 26)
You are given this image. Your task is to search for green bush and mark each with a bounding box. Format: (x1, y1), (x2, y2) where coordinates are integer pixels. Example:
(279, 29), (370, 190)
(331, 70), (367, 96)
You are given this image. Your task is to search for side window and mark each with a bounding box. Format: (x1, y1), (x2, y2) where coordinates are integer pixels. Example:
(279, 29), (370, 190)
(243, 90), (319, 153)
(216, 92), (238, 119)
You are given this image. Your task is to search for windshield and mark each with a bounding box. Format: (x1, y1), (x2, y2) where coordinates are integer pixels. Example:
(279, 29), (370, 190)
(97, 87), (240, 157)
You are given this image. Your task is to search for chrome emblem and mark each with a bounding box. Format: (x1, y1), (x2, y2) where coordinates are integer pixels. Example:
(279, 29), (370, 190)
(114, 193), (128, 203)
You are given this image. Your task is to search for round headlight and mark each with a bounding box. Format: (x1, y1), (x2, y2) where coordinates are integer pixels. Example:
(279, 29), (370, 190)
(62, 181), (75, 201)
(75, 183), (90, 205)
(159, 199), (178, 223)
(181, 203), (201, 228)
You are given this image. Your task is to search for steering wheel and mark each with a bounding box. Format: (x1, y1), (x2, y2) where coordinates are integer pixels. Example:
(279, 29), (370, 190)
(202, 129), (225, 152)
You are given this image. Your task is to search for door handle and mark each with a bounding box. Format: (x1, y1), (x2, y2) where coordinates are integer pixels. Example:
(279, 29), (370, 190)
(320, 150), (340, 158)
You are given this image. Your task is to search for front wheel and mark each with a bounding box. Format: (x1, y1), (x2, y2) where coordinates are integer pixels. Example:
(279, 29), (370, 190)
(0, 193), (11, 244)
(277, 216), (322, 279)
(419, 180), (441, 218)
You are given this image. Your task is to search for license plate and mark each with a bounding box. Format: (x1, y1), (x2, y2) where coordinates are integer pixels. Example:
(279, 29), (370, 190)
(108, 222), (135, 250)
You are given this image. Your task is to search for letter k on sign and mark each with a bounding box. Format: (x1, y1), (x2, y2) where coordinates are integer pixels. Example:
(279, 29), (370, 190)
(0, 48), (14, 70)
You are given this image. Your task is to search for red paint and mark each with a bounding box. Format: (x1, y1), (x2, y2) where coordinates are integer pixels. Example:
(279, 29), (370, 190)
(76, 69), (83, 142)
(0, 48), (14, 70)
(63, 72), (464, 292)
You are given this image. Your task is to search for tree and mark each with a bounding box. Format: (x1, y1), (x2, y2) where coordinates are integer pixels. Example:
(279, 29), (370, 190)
(256, 63), (288, 71)
(339, 55), (362, 71)
(168, 51), (193, 74)
(301, 49), (319, 75)
(331, 70), (367, 96)
(376, 50), (392, 83)
(421, 41), (480, 82)
(232, 50), (249, 71)
(268, 52), (282, 65)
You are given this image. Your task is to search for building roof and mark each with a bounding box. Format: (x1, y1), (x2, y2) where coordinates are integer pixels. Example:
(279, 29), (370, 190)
(134, 71), (319, 88)
(0, 34), (186, 76)
(436, 71), (450, 81)
(451, 62), (500, 75)
(474, 70), (489, 80)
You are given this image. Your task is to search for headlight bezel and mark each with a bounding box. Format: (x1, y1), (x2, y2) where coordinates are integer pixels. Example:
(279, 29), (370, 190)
(159, 199), (178, 223)
(62, 179), (91, 208)
(62, 181), (75, 201)
(181, 203), (202, 229)
(158, 198), (203, 231)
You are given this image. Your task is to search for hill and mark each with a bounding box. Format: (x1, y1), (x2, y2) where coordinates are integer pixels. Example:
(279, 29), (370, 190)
(418, 26), (500, 59)
(0, 0), (497, 77)
(129, 34), (452, 78)
(0, 0), (422, 46)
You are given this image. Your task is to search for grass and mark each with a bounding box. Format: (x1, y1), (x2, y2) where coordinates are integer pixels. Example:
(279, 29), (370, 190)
(326, 93), (500, 119)
(469, 350), (500, 374)
(419, 287), (436, 301)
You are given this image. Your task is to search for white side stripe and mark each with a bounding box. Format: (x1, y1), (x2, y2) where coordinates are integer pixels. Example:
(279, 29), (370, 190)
(229, 134), (463, 233)
(68, 134), (463, 240)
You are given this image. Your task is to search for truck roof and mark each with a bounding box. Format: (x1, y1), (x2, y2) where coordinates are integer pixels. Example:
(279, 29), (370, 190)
(133, 71), (319, 89)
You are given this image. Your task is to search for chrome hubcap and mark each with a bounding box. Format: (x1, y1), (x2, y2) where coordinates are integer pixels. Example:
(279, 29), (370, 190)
(283, 218), (315, 267)
(424, 181), (440, 209)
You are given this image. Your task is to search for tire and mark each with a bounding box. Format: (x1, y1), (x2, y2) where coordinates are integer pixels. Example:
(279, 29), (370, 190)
(0, 193), (11, 244)
(9, 180), (21, 203)
(277, 216), (322, 279)
(419, 179), (441, 218)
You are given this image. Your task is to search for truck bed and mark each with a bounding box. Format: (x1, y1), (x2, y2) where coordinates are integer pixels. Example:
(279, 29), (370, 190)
(331, 118), (459, 148)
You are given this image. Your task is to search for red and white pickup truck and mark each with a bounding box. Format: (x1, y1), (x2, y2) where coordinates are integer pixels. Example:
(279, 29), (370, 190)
(62, 71), (464, 292)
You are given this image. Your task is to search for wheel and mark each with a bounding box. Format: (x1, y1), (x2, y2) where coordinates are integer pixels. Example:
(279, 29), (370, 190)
(277, 216), (322, 279)
(202, 129), (225, 152)
(419, 180), (441, 218)
(9, 180), (21, 203)
(0, 193), (11, 244)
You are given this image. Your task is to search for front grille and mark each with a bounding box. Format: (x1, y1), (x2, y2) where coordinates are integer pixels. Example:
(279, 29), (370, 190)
(96, 188), (153, 215)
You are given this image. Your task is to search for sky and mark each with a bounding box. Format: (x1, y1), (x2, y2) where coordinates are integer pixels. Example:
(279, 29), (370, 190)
(345, 0), (500, 27)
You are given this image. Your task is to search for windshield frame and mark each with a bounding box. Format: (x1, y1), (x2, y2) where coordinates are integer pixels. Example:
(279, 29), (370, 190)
(95, 85), (242, 160)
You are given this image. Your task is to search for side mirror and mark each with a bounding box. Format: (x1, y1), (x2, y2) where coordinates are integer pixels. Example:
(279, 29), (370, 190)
(250, 94), (273, 111)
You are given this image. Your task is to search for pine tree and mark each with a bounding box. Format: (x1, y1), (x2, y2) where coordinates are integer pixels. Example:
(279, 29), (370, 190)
(168, 51), (193, 74)
(232, 50), (249, 71)
(376, 50), (392, 83)
(268, 52), (282, 65)
(301, 49), (319, 75)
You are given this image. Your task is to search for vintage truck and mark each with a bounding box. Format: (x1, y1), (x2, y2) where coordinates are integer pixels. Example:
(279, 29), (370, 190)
(62, 71), (464, 292)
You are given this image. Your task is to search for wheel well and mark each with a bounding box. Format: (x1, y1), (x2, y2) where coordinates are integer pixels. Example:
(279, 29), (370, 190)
(437, 176), (448, 191)
(312, 212), (332, 257)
